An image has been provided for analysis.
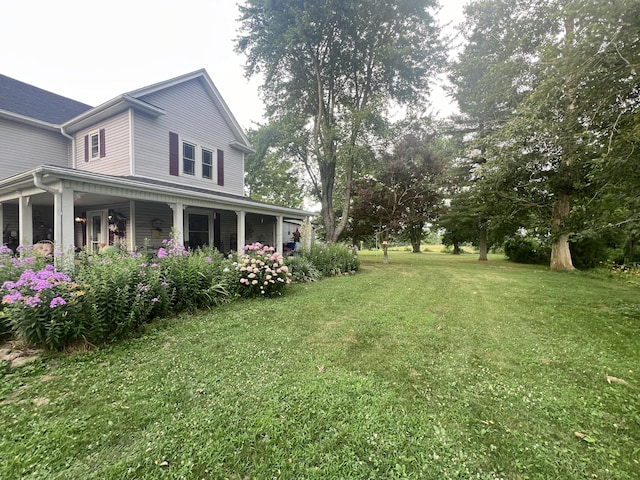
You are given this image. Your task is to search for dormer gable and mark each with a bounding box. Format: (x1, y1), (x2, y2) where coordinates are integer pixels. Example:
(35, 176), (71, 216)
(126, 69), (253, 154)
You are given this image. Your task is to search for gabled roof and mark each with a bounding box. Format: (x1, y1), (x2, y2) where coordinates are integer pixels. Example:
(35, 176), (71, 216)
(127, 69), (253, 153)
(1, 70), (254, 152)
(0, 74), (92, 124)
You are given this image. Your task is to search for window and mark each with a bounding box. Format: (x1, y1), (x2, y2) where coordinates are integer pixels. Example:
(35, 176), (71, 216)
(183, 142), (195, 175)
(90, 133), (100, 159)
(188, 213), (209, 249)
(202, 148), (213, 180)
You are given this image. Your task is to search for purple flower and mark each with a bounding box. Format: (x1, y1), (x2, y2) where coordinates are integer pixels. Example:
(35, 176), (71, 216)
(25, 296), (43, 307)
(205, 256), (212, 263)
(152, 297), (159, 303)
(157, 248), (167, 259)
(49, 297), (66, 308)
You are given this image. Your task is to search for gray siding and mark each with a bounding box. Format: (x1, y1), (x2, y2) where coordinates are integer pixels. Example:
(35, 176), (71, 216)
(218, 210), (238, 252)
(74, 112), (130, 175)
(134, 201), (174, 250)
(0, 119), (69, 177)
(133, 78), (245, 196)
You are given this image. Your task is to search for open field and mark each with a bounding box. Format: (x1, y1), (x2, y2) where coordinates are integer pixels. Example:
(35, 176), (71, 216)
(1, 251), (639, 479)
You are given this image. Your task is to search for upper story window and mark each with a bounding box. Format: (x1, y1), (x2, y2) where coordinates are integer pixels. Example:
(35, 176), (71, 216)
(202, 148), (213, 180)
(84, 128), (106, 162)
(183, 142), (195, 175)
(90, 132), (100, 159)
(169, 132), (223, 185)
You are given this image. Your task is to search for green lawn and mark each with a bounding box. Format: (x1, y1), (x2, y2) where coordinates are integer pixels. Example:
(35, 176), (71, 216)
(1, 251), (639, 479)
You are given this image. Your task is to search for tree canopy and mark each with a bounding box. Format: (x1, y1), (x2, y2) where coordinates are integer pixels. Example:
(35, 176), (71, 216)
(443, 0), (640, 269)
(235, 0), (639, 268)
(236, 0), (445, 241)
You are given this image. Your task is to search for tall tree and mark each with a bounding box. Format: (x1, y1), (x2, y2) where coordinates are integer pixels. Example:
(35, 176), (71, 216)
(349, 127), (445, 257)
(450, 0), (640, 270)
(245, 123), (306, 209)
(446, 0), (558, 261)
(236, 0), (444, 242)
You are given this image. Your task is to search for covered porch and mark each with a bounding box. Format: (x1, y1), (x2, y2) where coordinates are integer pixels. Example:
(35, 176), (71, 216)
(0, 166), (312, 257)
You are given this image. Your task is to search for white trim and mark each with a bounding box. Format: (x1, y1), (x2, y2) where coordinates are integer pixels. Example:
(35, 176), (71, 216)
(129, 109), (135, 175)
(89, 130), (101, 160)
(182, 140), (196, 176)
(178, 136), (220, 183)
(87, 209), (107, 252)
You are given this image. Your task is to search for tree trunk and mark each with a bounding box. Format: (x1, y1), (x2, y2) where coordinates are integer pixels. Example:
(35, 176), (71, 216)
(550, 192), (575, 271)
(319, 160), (336, 242)
(478, 224), (488, 261)
(452, 240), (461, 255)
(408, 222), (423, 253)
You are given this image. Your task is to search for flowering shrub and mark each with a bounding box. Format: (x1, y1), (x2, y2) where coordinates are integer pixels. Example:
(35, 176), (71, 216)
(2, 265), (89, 349)
(0, 245), (51, 338)
(234, 243), (291, 297)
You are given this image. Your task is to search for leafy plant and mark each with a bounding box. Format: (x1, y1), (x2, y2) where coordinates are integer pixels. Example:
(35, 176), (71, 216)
(75, 251), (169, 342)
(285, 255), (321, 283)
(157, 239), (233, 311)
(300, 243), (360, 276)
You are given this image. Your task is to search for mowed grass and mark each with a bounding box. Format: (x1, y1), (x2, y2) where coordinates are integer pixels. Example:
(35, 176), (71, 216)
(1, 251), (639, 479)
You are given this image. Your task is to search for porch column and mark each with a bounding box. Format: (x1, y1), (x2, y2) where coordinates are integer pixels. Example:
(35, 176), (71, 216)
(236, 210), (246, 251)
(0, 203), (3, 246)
(56, 188), (75, 256)
(18, 194), (33, 246)
(128, 200), (136, 252)
(169, 202), (185, 245)
(276, 215), (283, 255)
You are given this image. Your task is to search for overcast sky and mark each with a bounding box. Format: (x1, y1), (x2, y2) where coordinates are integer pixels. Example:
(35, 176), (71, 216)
(2, 1), (466, 129)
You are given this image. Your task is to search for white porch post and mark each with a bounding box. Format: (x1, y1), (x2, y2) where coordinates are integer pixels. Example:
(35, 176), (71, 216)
(0, 203), (3, 245)
(56, 188), (75, 256)
(128, 200), (136, 252)
(169, 202), (185, 245)
(236, 210), (246, 251)
(276, 215), (283, 255)
(18, 194), (33, 246)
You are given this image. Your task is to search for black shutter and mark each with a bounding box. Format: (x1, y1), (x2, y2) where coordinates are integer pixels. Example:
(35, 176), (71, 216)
(84, 135), (89, 162)
(217, 149), (224, 186)
(99, 128), (106, 158)
(169, 132), (179, 176)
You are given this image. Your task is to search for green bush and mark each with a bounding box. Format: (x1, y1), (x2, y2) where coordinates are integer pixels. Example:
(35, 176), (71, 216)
(285, 255), (321, 283)
(503, 236), (550, 265)
(570, 236), (609, 269)
(75, 251), (170, 343)
(300, 243), (360, 276)
(157, 240), (233, 311)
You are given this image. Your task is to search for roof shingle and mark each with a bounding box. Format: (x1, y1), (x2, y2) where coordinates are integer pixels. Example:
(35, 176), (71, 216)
(0, 74), (92, 124)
